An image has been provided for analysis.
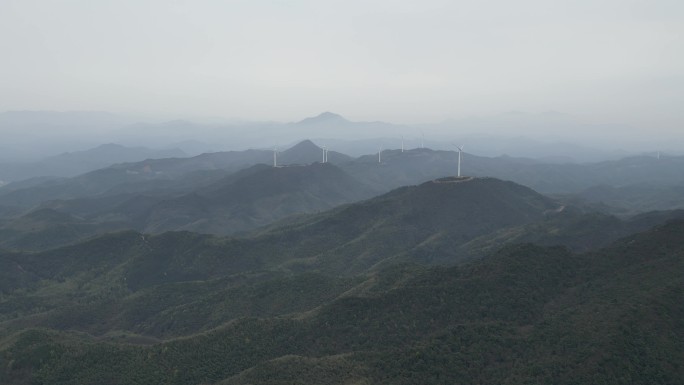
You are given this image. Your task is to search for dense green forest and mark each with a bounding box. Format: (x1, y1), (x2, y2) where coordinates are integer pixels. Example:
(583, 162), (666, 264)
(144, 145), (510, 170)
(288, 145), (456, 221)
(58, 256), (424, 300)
(0, 175), (682, 384)
(1, 144), (683, 384)
(3, 0), (683, 381)
(0, 220), (682, 384)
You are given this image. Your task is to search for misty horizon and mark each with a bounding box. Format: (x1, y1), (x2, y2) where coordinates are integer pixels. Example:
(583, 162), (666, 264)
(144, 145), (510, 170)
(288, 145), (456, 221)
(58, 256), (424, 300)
(2, 1), (682, 134)
(1, 3), (684, 382)
(0, 109), (680, 163)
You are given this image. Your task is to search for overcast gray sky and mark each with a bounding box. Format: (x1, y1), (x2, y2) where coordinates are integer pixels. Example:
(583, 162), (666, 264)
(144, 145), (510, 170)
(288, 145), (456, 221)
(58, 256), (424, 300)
(1, 0), (682, 132)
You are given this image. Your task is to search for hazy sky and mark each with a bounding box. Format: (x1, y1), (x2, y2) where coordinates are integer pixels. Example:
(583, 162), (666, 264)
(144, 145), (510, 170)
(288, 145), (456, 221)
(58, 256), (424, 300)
(1, 0), (682, 131)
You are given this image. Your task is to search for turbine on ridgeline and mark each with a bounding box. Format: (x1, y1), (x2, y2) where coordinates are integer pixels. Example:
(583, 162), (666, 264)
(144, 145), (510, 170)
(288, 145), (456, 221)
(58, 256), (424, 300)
(451, 143), (464, 177)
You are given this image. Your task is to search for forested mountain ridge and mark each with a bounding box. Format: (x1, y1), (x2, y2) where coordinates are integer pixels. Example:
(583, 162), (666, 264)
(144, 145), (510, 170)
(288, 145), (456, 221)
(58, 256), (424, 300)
(0, 144), (187, 182)
(0, 140), (344, 210)
(0, 177), (560, 293)
(1, 219), (682, 384)
(0, 163), (377, 249)
(0, 154), (683, 384)
(1, 177), (681, 342)
(3, 143), (683, 215)
(340, 149), (684, 195)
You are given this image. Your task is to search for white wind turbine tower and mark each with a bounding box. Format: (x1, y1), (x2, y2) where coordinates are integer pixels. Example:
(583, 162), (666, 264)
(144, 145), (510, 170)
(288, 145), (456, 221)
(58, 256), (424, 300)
(401, 136), (404, 153)
(322, 145), (327, 163)
(378, 145), (383, 163)
(452, 143), (464, 177)
(273, 146), (279, 167)
(420, 130), (425, 149)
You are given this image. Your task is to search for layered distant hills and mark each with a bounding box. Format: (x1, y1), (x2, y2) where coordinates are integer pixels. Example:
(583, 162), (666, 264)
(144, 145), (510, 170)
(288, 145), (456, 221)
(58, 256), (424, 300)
(3, 110), (658, 163)
(0, 143), (187, 182)
(108, 162), (374, 235)
(1, 137), (684, 384)
(2, 139), (684, 249)
(0, 140), (350, 208)
(0, 162), (375, 249)
(0, 188), (682, 384)
(2, 139), (684, 210)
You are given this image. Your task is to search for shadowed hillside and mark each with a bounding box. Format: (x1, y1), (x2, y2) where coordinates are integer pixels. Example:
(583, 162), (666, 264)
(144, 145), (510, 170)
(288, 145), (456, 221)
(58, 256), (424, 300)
(0, 140), (343, 211)
(341, 149), (684, 196)
(130, 162), (376, 235)
(0, 144), (187, 182)
(1, 219), (682, 384)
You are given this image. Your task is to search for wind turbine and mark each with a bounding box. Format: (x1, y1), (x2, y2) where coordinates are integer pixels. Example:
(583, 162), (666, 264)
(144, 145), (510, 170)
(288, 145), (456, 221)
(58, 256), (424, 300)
(452, 143), (464, 177)
(378, 145), (383, 163)
(420, 130), (425, 149)
(322, 145), (327, 163)
(273, 146), (279, 167)
(401, 136), (404, 153)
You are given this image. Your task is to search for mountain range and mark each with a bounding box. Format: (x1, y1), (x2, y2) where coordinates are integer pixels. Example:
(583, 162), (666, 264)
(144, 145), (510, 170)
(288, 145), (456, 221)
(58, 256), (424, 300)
(0, 144), (186, 182)
(1, 140), (684, 252)
(0, 140), (347, 209)
(0, 195), (682, 384)
(3, 141), (683, 210)
(0, 128), (682, 385)
(5, 110), (664, 165)
(574, 182), (684, 214)
(2, 103), (684, 385)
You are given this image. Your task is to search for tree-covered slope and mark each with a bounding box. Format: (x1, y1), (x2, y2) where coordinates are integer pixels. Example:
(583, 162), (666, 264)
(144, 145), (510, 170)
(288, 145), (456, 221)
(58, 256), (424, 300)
(342, 149), (684, 196)
(0, 140), (348, 211)
(135, 162), (376, 235)
(0, 177), (561, 341)
(1, 220), (682, 384)
(0, 163), (377, 248)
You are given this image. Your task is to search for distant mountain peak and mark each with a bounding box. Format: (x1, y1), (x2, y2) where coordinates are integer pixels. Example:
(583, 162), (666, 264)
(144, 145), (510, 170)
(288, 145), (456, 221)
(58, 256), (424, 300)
(297, 112), (349, 125)
(94, 143), (126, 150)
(286, 140), (321, 152)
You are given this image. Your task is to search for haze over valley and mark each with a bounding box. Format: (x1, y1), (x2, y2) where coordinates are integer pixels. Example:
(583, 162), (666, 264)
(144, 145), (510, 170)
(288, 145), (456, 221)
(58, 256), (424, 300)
(1, 1), (683, 384)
